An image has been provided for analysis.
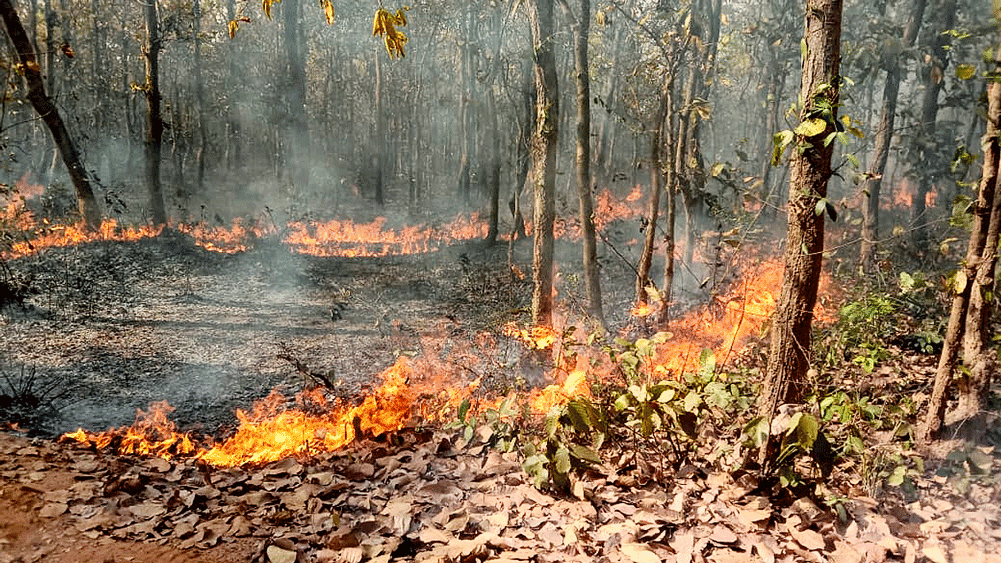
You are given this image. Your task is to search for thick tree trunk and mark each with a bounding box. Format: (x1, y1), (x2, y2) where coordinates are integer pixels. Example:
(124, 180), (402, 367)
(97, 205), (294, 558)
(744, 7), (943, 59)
(920, 33), (1001, 442)
(143, 0), (166, 225)
(527, 0), (558, 328)
(758, 0), (842, 469)
(0, 0), (101, 230)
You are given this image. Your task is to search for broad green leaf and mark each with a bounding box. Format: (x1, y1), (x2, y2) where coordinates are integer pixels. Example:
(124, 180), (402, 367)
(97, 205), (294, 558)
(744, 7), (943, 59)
(955, 64), (976, 80)
(569, 443), (602, 464)
(795, 117), (828, 137)
(554, 445), (572, 475)
(683, 390), (701, 413)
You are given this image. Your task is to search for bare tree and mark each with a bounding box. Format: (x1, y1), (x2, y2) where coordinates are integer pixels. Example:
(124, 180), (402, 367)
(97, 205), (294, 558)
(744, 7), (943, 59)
(143, 0), (167, 225)
(920, 30), (1001, 443)
(0, 0), (101, 230)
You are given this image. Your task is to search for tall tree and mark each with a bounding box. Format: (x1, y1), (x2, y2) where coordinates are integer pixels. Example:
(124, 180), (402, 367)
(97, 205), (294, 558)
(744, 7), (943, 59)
(526, 0), (558, 328)
(143, 0), (167, 225)
(558, 0), (604, 326)
(0, 0), (101, 230)
(911, 0), (956, 248)
(920, 29), (1001, 442)
(859, 0), (926, 274)
(757, 0), (842, 469)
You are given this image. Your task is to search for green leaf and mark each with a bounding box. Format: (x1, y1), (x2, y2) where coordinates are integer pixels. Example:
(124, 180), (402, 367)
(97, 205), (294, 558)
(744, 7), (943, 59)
(545, 408), (561, 438)
(567, 400), (592, 434)
(614, 393), (631, 412)
(795, 117), (828, 137)
(554, 445), (572, 475)
(457, 398), (471, 422)
(697, 348), (716, 375)
(744, 416), (769, 448)
(772, 130), (795, 166)
(683, 390), (701, 413)
(569, 443), (602, 464)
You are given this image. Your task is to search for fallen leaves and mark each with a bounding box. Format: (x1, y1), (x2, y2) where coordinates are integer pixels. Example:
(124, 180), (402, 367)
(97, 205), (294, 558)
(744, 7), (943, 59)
(2, 429), (1001, 563)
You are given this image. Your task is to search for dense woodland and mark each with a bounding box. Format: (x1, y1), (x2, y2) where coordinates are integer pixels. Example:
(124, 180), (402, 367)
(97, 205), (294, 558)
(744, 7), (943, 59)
(2, 0), (1001, 495)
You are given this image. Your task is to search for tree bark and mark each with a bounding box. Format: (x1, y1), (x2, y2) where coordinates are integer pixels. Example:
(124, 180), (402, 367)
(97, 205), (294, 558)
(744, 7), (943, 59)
(527, 0), (558, 328)
(912, 0), (956, 248)
(558, 0), (604, 326)
(0, 0), (101, 230)
(758, 0), (842, 468)
(920, 31), (1001, 442)
(143, 0), (166, 225)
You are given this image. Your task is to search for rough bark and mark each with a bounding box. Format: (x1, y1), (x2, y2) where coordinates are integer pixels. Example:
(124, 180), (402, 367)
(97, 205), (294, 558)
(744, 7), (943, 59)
(920, 34), (1001, 442)
(860, 0), (925, 273)
(0, 0), (101, 230)
(374, 51), (385, 207)
(758, 0), (842, 468)
(527, 0), (558, 328)
(143, 0), (166, 225)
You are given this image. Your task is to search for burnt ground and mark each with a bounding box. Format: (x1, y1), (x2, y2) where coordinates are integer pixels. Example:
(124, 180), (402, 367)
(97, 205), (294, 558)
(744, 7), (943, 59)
(2, 228), (1001, 563)
(0, 230), (549, 436)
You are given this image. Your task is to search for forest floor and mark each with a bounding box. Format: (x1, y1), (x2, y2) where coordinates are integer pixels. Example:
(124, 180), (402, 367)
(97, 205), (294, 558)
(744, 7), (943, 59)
(1, 230), (1000, 562)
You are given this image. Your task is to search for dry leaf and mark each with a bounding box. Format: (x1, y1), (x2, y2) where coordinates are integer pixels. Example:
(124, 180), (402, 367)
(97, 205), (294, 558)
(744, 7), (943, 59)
(789, 526), (826, 551)
(621, 542), (660, 563)
(267, 545), (298, 563)
(921, 544), (948, 563)
(336, 546), (364, 563)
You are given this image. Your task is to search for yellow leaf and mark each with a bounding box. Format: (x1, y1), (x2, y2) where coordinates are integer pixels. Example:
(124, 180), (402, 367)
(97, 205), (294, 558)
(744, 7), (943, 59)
(227, 20), (239, 39)
(322, 0), (334, 24)
(794, 117), (828, 137)
(956, 64), (976, 80)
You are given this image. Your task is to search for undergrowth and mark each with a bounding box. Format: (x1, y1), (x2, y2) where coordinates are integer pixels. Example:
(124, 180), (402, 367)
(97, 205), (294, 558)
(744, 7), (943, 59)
(451, 277), (954, 512)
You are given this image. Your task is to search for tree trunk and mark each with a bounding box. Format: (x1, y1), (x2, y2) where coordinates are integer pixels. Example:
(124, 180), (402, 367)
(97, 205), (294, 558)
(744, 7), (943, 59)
(0, 0), (101, 230)
(558, 0), (604, 326)
(374, 51), (385, 207)
(143, 0), (166, 225)
(920, 32), (1001, 442)
(636, 88), (667, 308)
(509, 61), (533, 240)
(527, 0), (558, 328)
(912, 0), (956, 248)
(758, 0), (842, 469)
(485, 84), (501, 245)
(193, 0), (205, 191)
(225, 0), (242, 170)
(860, 0), (924, 274)
(284, 0), (308, 188)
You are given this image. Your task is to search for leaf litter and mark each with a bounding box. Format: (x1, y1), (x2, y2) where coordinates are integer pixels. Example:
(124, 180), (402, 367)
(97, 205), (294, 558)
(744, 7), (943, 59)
(2, 423), (1000, 563)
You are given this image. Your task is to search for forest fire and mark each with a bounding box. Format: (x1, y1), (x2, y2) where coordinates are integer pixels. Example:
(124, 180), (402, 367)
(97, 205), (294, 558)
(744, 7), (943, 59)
(2, 187), (645, 260)
(59, 255), (801, 467)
